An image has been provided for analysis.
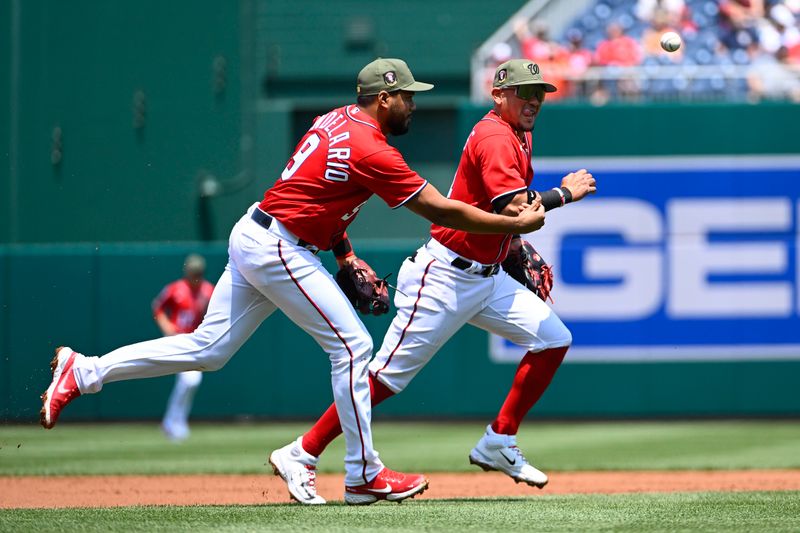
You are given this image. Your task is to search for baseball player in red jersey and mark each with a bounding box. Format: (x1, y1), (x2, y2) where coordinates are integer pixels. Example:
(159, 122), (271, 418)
(41, 58), (548, 505)
(269, 59), (596, 503)
(154, 254), (215, 441)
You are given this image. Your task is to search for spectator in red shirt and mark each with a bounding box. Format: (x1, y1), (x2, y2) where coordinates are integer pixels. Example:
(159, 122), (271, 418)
(563, 29), (594, 98)
(516, 20), (569, 101)
(594, 22), (644, 66)
(518, 20), (561, 64)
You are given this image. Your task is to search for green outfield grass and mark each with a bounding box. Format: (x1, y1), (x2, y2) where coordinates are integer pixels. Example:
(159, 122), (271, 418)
(1, 420), (799, 475)
(1, 493), (799, 532)
(2, 421), (799, 532)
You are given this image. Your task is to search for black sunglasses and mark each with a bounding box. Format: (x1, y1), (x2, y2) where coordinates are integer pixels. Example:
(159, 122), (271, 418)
(512, 85), (546, 102)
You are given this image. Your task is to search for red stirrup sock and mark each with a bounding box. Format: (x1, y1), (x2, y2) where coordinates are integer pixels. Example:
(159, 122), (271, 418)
(301, 373), (395, 457)
(491, 346), (568, 436)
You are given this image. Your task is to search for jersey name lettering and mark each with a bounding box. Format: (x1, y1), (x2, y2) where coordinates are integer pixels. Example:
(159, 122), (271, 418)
(281, 111), (353, 182)
(325, 129), (351, 182)
(312, 111), (352, 182)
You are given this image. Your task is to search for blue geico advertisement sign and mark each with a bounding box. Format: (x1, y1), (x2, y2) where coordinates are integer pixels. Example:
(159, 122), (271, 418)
(490, 155), (800, 364)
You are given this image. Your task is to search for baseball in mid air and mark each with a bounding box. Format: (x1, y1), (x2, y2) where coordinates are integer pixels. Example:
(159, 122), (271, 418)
(660, 31), (682, 52)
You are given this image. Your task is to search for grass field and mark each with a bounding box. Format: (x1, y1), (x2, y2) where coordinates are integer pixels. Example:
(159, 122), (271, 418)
(3, 493), (800, 533)
(2, 420), (799, 531)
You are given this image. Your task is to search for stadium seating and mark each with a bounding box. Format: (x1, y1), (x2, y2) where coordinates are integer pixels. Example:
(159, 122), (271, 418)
(486, 0), (800, 103)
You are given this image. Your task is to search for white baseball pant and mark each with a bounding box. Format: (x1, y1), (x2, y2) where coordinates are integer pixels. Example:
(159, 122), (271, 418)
(71, 203), (382, 486)
(370, 238), (572, 392)
(162, 370), (202, 438)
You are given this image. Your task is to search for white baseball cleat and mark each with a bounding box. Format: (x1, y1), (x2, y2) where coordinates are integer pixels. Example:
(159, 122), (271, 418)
(161, 421), (190, 443)
(269, 437), (326, 505)
(468, 425), (549, 488)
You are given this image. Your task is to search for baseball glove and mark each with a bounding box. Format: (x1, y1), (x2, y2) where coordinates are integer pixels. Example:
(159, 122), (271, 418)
(502, 238), (554, 302)
(335, 258), (390, 316)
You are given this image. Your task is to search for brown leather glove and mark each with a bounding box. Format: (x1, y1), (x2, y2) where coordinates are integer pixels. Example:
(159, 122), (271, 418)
(502, 238), (554, 302)
(335, 258), (390, 315)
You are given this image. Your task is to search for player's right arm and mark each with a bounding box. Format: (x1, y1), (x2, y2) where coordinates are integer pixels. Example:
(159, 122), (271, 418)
(154, 311), (177, 336)
(405, 183), (545, 234)
(152, 285), (178, 336)
(493, 169), (596, 216)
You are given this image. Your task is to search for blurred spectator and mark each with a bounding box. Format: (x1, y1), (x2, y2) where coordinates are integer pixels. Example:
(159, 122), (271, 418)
(482, 41), (513, 96)
(514, 18), (569, 101)
(516, 19), (562, 63)
(563, 29), (594, 98)
(477, 0), (800, 103)
(594, 22), (643, 103)
(565, 28), (593, 74)
(789, 40), (800, 63)
(719, 0), (765, 50)
(759, 3), (800, 53)
(747, 44), (800, 101)
(641, 8), (685, 61)
(636, 0), (686, 23)
(785, 0), (800, 15)
(595, 22), (644, 66)
(676, 4), (699, 36)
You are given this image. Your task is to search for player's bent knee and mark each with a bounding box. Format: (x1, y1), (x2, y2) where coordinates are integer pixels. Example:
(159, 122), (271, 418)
(544, 317), (572, 348)
(526, 324), (572, 352)
(554, 327), (573, 348)
(194, 346), (237, 372)
(187, 328), (246, 371)
(346, 334), (373, 360)
(328, 334), (373, 374)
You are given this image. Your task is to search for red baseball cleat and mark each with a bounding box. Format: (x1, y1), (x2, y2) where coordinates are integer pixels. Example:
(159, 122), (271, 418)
(40, 347), (81, 429)
(344, 467), (429, 505)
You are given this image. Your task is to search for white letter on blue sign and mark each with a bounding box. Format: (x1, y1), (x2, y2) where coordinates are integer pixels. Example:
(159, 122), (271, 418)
(667, 198), (791, 318)
(535, 200), (663, 320)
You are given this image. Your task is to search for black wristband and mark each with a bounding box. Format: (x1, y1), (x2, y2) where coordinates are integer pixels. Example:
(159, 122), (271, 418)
(332, 238), (353, 259)
(537, 187), (572, 211)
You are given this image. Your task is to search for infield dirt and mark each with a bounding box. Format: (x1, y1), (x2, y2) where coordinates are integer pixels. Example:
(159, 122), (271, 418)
(3, 470), (800, 508)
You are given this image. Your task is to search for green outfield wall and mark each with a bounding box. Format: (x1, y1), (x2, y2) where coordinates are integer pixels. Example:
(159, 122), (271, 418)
(4, 4), (800, 244)
(2, 242), (799, 423)
(5, 101), (800, 245)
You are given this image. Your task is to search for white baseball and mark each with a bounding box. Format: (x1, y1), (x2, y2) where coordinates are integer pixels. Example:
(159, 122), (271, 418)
(660, 32), (682, 52)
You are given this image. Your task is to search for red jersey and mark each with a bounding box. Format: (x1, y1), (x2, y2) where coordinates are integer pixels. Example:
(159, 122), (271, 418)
(152, 279), (215, 334)
(430, 110), (532, 265)
(259, 105), (428, 250)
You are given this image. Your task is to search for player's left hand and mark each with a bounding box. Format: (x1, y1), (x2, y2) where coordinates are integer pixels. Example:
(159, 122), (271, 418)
(335, 258), (391, 316)
(561, 169), (596, 202)
(514, 196), (546, 233)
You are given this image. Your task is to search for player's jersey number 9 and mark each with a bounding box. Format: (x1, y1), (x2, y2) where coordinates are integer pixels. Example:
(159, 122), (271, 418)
(281, 133), (321, 180)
